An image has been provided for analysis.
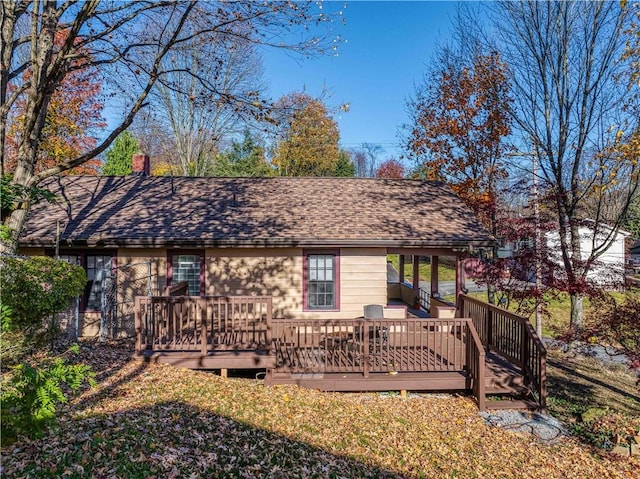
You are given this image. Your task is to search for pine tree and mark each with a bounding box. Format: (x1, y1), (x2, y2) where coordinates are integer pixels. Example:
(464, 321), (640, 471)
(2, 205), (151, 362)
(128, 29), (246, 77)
(332, 150), (355, 177)
(102, 131), (139, 176)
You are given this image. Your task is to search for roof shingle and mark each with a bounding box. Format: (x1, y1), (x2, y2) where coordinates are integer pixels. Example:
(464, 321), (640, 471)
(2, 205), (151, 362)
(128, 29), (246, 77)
(20, 176), (493, 249)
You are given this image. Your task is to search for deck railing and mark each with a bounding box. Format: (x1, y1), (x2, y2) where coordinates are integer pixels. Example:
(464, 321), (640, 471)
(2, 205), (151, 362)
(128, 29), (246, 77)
(460, 294), (547, 408)
(135, 295), (272, 355)
(271, 317), (485, 405)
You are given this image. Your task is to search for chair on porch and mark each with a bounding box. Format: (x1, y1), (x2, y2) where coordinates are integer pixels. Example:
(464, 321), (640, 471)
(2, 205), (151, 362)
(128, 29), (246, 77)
(364, 304), (388, 346)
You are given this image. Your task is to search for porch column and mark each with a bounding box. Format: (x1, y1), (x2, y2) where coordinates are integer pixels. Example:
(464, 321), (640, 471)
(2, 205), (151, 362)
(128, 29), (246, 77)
(412, 255), (420, 308)
(455, 256), (465, 313)
(399, 255), (405, 284)
(430, 256), (439, 296)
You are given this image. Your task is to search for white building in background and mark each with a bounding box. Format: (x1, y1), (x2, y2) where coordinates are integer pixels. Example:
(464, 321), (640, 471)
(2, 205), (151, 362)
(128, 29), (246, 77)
(546, 222), (630, 287)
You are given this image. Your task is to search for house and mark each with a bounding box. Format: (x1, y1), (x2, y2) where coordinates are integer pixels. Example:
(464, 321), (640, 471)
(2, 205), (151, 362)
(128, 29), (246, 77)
(546, 222), (630, 286)
(18, 156), (546, 410)
(19, 156), (495, 336)
(630, 239), (640, 273)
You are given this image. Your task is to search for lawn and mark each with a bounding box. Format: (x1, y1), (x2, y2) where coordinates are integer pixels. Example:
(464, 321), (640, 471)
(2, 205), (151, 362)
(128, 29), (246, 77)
(2, 340), (638, 479)
(460, 290), (633, 338)
(387, 255), (457, 283)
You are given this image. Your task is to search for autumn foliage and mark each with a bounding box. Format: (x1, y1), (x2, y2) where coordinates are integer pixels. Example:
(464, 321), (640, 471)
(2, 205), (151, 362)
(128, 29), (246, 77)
(375, 159), (405, 179)
(407, 52), (512, 228)
(4, 30), (104, 175)
(272, 92), (340, 177)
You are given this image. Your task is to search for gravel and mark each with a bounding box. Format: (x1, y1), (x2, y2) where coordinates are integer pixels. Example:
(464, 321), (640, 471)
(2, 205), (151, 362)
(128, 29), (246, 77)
(479, 410), (567, 444)
(544, 338), (631, 367)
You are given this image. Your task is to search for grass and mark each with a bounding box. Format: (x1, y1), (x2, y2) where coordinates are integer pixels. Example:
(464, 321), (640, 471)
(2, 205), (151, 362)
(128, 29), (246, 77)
(1, 340), (638, 479)
(460, 290), (631, 338)
(459, 289), (640, 450)
(387, 255), (457, 283)
(545, 347), (640, 450)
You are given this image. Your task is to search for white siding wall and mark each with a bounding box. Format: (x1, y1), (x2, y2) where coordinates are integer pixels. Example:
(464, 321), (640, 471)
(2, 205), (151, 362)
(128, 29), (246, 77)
(546, 226), (628, 285)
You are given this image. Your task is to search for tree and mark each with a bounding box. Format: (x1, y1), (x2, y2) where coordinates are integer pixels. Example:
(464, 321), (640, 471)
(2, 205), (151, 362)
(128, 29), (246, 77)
(272, 92), (341, 176)
(623, 196), (640, 239)
(406, 50), (512, 230)
(4, 31), (105, 176)
(332, 150), (355, 177)
(211, 130), (273, 177)
(102, 131), (139, 176)
(1, 1), (340, 253)
(149, 31), (265, 176)
(375, 159), (405, 179)
(352, 143), (382, 177)
(491, 0), (639, 332)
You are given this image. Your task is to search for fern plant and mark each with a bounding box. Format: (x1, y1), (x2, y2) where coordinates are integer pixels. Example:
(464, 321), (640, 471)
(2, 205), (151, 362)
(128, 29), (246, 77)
(1, 344), (96, 445)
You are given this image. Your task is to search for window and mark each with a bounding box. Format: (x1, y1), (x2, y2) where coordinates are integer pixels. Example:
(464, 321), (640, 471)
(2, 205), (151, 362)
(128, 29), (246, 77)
(58, 254), (80, 265)
(169, 252), (203, 296)
(304, 252), (339, 310)
(86, 254), (113, 311)
(50, 251), (115, 312)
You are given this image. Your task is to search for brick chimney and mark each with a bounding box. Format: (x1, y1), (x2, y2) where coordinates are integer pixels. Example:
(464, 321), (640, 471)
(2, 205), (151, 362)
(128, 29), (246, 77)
(131, 153), (150, 176)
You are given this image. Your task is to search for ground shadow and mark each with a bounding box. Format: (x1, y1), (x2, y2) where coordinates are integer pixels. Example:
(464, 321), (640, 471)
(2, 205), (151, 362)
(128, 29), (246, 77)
(3, 400), (408, 478)
(547, 359), (640, 417)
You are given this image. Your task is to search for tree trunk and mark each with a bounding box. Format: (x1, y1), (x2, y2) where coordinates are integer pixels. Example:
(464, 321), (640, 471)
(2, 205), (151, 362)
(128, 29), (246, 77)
(570, 292), (584, 334)
(1, 160), (36, 254)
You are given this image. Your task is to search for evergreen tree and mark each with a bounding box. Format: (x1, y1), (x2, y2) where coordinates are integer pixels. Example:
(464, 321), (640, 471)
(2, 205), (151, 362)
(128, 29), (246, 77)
(212, 131), (273, 177)
(332, 150), (355, 177)
(102, 131), (139, 176)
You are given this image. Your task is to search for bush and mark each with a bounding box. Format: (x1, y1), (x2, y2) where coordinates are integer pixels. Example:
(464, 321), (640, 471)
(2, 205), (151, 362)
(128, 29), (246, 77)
(0, 256), (86, 362)
(0, 344), (96, 445)
(583, 292), (640, 368)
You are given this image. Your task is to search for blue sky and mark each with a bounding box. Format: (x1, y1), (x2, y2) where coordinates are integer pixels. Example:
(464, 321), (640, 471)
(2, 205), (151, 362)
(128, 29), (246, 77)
(262, 1), (458, 162)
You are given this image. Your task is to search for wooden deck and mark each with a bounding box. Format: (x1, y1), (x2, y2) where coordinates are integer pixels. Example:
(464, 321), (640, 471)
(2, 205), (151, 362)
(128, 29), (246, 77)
(134, 295), (546, 411)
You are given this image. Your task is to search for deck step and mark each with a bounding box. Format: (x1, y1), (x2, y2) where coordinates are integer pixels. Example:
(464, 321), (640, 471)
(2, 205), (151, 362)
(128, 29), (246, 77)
(485, 399), (540, 411)
(485, 376), (526, 394)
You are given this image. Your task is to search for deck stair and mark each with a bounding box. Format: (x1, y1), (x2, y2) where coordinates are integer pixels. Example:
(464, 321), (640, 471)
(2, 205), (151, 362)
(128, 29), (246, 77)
(484, 351), (525, 394)
(483, 351), (541, 411)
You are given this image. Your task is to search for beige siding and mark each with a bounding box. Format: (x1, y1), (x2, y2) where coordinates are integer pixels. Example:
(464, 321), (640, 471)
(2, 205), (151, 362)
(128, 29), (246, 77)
(81, 249), (167, 338)
(116, 248), (168, 295)
(333, 248), (388, 319)
(206, 248), (303, 319)
(57, 246), (393, 336)
(206, 247), (390, 320)
(80, 312), (101, 337)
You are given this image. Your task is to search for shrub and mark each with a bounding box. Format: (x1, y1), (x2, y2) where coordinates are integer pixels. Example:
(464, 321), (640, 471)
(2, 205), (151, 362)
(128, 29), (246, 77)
(583, 292), (640, 368)
(0, 344), (96, 445)
(0, 256), (86, 362)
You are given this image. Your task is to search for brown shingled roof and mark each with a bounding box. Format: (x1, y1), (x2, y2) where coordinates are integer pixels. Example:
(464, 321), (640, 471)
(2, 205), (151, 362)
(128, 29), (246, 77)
(20, 176), (494, 249)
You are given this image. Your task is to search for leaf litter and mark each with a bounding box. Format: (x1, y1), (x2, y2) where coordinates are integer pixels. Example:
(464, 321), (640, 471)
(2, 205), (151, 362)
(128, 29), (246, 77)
(1, 339), (638, 479)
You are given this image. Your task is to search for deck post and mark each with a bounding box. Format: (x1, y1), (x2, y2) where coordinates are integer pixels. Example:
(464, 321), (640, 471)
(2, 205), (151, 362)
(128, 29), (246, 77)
(200, 298), (207, 356)
(363, 320), (370, 378)
(455, 256), (465, 314)
(539, 351), (547, 410)
(412, 256), (420, 309)
(486, 305), (493, 351)
(266, 298), (273, 351)
(399, 255), (405, 283)
(430, 255), (439, 296)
